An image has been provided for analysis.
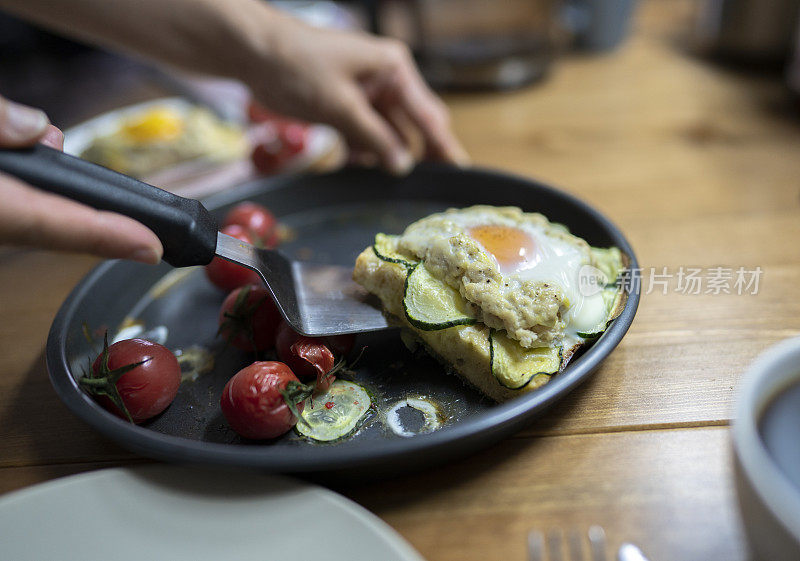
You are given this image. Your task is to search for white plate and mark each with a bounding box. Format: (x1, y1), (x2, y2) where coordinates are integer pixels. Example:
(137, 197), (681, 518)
(0, 466), (425, 561)
(62, 97), (196, 157)
(62, 97), (341, 199)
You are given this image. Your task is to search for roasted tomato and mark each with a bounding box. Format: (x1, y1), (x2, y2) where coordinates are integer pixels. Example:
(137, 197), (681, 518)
(277, 321), (355, 360)
(275, 322), (336, 391)
(251, 142), (292, 176)
(325, 333), (356, 356)
(80, 336), (181, 423)
(218, 285), (282, 352)
(220, 361), (312, 439)
(251, 121), (309, 176)
(279, 122), (308, 158)
(205, 224), (262, 291)
(222, 202), (278, 248)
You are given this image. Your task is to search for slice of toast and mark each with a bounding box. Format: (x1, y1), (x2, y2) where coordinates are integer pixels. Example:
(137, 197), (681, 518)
(354, 246), (553, 402)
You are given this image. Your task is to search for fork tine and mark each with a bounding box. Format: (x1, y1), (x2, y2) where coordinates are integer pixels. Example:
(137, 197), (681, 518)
(530, 526), (609, 561)
(528, 530), (545, 561)
(568, 529), (584, 561)
(588, 525), (608, 561)
(547, 528), (565, 561)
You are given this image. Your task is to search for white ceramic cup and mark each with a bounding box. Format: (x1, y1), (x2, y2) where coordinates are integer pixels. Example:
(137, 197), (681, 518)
(732, 336), (800, 561)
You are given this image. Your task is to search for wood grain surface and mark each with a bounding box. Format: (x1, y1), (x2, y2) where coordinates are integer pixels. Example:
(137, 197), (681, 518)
(1, 1), (798, 559)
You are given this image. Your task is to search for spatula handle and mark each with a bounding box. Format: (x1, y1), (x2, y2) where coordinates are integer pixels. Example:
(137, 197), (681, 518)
(0, 144), (218, 267)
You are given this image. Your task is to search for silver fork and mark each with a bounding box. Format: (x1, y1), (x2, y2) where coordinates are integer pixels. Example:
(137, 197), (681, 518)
(528, 527), (650, 561)
(0, 145), (389, 337)
(529, 526), (609, 561)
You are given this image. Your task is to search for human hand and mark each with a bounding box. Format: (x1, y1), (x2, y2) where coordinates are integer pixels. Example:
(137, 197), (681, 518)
(0, 95), (162, 263)
(240, 14), (469, 174)
(0, 0), (466, 175)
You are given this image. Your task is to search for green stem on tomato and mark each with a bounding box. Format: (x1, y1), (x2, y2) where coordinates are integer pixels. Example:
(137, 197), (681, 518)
(78, 332), (149, 424)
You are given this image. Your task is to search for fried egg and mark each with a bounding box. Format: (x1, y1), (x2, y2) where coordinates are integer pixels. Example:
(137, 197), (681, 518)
(397, 206), (610, 347)
(80, 106), (247, 178)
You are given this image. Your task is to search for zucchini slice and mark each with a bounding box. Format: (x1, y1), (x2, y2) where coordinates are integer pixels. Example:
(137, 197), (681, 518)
(403, 263), (477, 331)
(489, 330), (561, 390)
(373, 233), (419, 268)
(296, 379), (371, 442)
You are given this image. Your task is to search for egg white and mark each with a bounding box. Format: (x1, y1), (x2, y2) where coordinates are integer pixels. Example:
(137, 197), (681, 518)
(399, 206), (609, 346)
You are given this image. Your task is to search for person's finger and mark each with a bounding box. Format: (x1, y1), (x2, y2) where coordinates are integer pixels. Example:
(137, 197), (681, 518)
(357, 40), (468, 165)
(395, 66), (470, 166)
(362, 71), (417, 156)
(346, 149), (379, 168)
(39, 124), (64, 150)
(329, 84), (413, 175)
(376, 100), (423, 160)
(0, 96), (50, 147)
(0, 173), (163, 264)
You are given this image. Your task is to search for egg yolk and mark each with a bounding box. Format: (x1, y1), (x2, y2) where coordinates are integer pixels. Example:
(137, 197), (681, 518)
(469, 225), (538, 272)
(122, 108), (184, 143)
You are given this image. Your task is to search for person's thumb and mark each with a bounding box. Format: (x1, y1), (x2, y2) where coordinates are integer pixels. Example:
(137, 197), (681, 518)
(0, 95), (49, 147)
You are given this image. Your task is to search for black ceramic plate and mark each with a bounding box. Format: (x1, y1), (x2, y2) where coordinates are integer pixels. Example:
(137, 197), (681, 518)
(47, 164), (639, 475)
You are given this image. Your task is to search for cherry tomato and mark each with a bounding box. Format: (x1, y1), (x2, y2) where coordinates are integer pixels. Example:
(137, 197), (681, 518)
(275, 322), (309, 375)
(218, 285), (282, 352)
(278, 122), (308, 157)
(220, 361), (310, 439)
(82, 337), (181, 423)
(251, 122), (309, 176)
(205, 225), (262, 291)
(222, 202), (278, 248)
(276, 321), (355, 359)
(325, 333), (356, 356)
(252, 142), (293, 176)
(293, 337), (337, 392)
(275, 322), (336, 391)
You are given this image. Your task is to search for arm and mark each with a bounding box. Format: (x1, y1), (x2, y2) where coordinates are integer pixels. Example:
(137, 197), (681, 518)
(0, 0), (468, 173)
(0, 0), (266, 83)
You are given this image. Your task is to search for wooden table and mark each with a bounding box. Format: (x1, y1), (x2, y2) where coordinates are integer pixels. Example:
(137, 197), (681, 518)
(2, 1), (799, 559)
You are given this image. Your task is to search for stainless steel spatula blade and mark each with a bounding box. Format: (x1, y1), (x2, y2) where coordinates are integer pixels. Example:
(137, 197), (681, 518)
(215, 232), (389, 336)
(0, 145), (390, 337)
